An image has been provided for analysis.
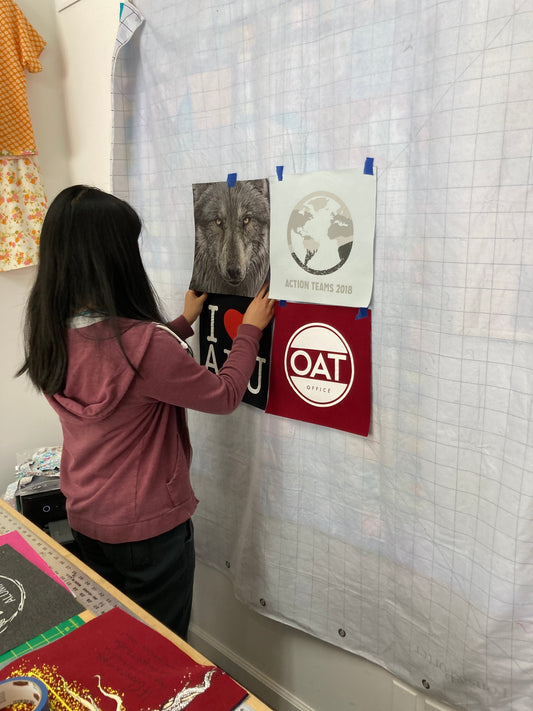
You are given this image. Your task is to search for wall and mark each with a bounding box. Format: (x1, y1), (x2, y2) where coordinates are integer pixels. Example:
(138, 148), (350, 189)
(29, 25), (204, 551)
(0, 0), (68, 479)
(0, 2), (456, 710)
(0, 0), (119, 482)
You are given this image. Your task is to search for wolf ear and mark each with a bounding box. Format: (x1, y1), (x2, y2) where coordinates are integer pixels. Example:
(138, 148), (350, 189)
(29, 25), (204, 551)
(192, 183), (210, 220)
(192, 183), (204, 203)
(254, 178), (269, 197)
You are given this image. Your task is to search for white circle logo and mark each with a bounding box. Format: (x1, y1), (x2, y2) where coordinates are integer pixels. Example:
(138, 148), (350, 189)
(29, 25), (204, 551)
(284, 323), (354, 407)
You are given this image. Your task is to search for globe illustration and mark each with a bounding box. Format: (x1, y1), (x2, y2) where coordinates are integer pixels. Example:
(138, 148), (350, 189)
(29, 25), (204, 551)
(287, 191), (354, 275)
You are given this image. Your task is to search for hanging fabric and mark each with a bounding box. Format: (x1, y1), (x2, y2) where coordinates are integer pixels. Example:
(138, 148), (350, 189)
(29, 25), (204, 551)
(110, 3), (533, 710)
(0, 0), (47, 272)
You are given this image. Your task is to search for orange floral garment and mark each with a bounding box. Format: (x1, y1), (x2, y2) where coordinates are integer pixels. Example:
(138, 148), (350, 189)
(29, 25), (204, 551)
(0, 156), (47, 270)
(0, 0), (47, 271)
(0, 0), (46, 156)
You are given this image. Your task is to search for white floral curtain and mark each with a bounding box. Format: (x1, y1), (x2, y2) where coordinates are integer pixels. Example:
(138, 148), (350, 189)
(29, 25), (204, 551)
(111, 3), (533, 709)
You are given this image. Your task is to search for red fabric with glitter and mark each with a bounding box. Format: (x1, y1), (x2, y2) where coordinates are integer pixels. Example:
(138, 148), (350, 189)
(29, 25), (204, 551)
(2, 607), (248, 710)
(266, 302), (371, 436)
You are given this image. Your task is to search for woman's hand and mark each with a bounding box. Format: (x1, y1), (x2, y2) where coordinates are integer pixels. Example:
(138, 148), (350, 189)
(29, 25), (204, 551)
(242, 284), (276, 331)
(183, 290), (208, 325)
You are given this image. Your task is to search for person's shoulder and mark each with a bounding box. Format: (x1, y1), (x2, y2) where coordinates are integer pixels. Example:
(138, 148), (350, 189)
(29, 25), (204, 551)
(118, 317), (157, 335)
(117, 318), (159, 356)
(152, 323), (193, 354)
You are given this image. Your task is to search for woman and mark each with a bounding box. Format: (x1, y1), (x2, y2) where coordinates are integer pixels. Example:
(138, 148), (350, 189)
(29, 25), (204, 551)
(17, 185), (275, 639)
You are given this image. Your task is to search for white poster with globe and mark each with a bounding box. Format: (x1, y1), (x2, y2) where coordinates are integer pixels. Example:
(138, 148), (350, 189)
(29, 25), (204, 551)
(268, 168), (376, 307)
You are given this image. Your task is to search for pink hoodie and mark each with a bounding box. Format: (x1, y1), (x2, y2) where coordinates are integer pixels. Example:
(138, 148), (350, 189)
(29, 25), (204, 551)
(48, 314), (261, 544)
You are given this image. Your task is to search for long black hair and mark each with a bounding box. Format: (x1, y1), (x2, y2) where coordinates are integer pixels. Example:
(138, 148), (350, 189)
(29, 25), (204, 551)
(17, 185), (165, 394)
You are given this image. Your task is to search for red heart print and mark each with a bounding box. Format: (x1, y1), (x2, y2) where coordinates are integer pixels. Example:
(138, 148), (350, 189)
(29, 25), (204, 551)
(224, 309), (244, 340)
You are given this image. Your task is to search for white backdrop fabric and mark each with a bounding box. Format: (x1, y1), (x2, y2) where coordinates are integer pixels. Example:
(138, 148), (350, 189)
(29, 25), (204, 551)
(111, 3), (533, 709)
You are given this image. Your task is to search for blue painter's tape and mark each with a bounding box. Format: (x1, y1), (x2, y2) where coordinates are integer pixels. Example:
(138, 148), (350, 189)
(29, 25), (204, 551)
(355, 307), (368, 320)
(279, 300), (287, 307)
(0, 677), (49, 710)
(227, 173), (237, 187)
(276, 165), (284, 181)
(364, 157), (374, 175)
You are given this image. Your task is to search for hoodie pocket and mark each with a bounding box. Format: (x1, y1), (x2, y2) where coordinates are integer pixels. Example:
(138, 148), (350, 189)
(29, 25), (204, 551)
(165, 446), (194, 508)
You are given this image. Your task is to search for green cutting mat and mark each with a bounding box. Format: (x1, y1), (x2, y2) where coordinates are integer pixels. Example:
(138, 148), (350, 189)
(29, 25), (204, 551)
(0, 614), (85, 664)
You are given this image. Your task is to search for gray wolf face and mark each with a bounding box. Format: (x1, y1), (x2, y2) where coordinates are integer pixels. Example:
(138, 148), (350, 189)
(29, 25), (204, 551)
(190, 179), (270, 297)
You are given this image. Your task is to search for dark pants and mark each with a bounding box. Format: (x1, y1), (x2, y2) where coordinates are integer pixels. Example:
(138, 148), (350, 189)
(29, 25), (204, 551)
(72, 519), (195, 640)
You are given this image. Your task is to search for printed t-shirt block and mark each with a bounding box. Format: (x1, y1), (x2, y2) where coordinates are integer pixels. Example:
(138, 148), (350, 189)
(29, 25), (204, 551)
(269, 168), (376, 307)
(199, 293), (272, 410)
(189, 178), (270, 297)
(266, 302), (371, 436)
(0, 543), (84, 656)
(2, 606), (248, 710)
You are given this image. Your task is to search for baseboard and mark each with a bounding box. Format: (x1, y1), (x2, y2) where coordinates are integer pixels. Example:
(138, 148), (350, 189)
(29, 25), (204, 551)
(188, 622), (316, 711)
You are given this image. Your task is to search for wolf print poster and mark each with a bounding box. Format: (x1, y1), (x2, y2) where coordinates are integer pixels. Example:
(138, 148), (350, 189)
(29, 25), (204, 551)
(268, 169), (376, 307)
(199, 294), (273, 410)
(189, 178), (270, 298)
(265, 302), (371, 436)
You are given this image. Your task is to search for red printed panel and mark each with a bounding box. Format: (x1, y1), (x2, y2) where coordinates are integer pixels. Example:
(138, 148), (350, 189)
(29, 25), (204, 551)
(266, 302), (371, 436)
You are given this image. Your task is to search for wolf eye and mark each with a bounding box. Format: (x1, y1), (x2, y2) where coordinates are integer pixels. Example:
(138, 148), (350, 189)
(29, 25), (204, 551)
(215, 218), (222, 226)
(243, 216), (250, 225)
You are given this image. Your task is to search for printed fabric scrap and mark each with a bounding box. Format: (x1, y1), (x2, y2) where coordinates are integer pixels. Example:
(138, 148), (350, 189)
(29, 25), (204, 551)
(2, 606), (249, 711)
(0, 0), (47, 271)
(0, 155), (47, 270)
